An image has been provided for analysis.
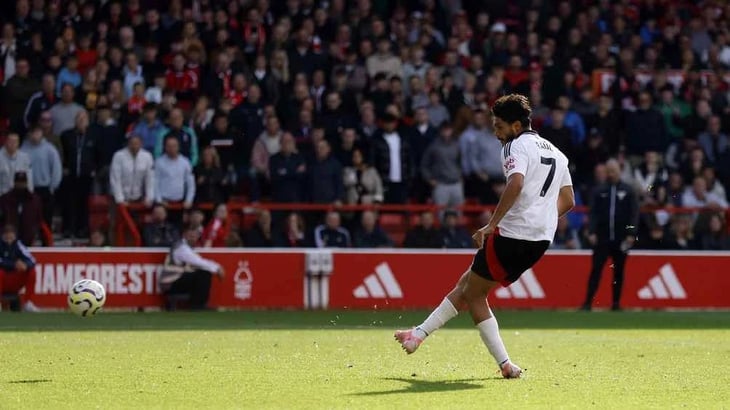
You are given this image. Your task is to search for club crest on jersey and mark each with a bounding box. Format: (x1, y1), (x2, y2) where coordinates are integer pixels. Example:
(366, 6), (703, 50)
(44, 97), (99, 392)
(504, 157), (516, 171)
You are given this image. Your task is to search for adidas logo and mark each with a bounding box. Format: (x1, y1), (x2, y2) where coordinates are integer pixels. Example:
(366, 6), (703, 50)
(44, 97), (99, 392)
(494, 269), (545, 299)
(353, 263), (403, 299)
(637, 263), (686, 299)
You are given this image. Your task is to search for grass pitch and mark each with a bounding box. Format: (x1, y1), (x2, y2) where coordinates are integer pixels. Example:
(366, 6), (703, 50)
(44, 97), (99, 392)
(1, 310), (728, 409)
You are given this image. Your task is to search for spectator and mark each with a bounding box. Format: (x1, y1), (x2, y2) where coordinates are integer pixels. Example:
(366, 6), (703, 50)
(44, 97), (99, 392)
(439, 209), (472, 249)
(194, 146), (227, 205)
(122, 53), (144, 99)
(697, 115), (728, 165)
(60, 110), (96, 238)
(0, 225), (39, 312)
(626, 91), (668, 157)
(109, 135), (154, 207)
(703, 168), (727, 203)
(551, 217), (581, 250)
(460, 109), (503, 204)
(162, 224), (224, 310)
(664, 215), (699, 250)
(308, 139), (344, 204)
(656, 85), (691, 142)
(0, 172), (42, 246)
(23, 73), (56, 133)
(244, 209), (274, 248)
(155, 108), (199, 166)
(3, 58), (38, 133)
(575, 129), (610, 193)
(201, 204), (230, 248)
(353, 210), (393, 248)
(165, 53), (199, 110)
(21, 126), (62, 227)
(633, 151), (669, 206)
(88, 228), (109, 247)
(425, 90), (450, 128)
(154, 136), (195, 213)
(55, 55), (82, 96)
(0, 133), (33, 196)
(540, 108), (575, 163)
(366, 37), (402, 80)
(409, 107), (438, 166)
(403, 211), (442, 248)
(700, 213), (730, 250)
(321, 92), (357, 141)
(188, 209), (206, 239)
(201, 111), (239, 174)
(129, 103), (165, 153)
(269, 133), (306, 203)
(273, 212), (310, 248)
(371, 113), (413, 204)
(91, 104), (125, 192)
(343, 147), (384, 205)
(49, 83), (83, 136)
(250, 115), (283, 200)
(37, 111), (63, 161)
(142, 204), (179, 247)
(681, 176), (728, 210)
(421, 122), (463, 217)
(333, 127), (359, 168)
(314, 211), (351, 248)
(542, 96), (586, 146)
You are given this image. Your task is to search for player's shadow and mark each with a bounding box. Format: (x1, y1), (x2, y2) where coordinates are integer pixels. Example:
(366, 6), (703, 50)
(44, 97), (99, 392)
(353, 377), (488, 396)
(8, 379), (52, 384)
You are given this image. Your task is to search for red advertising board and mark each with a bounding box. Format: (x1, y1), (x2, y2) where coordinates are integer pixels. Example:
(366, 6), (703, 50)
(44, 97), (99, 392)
(24, 249), (730, 310)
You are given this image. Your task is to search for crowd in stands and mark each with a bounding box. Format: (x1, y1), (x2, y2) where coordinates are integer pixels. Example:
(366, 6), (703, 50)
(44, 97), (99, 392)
(0, 0), (729, 250)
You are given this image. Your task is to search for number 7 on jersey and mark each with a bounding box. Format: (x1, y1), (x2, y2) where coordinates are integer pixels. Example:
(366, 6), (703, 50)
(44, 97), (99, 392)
(539, 156), (556, 197)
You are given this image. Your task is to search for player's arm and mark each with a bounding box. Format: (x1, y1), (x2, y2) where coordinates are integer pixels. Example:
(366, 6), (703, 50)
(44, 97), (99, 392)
(557, 168), (575, 218)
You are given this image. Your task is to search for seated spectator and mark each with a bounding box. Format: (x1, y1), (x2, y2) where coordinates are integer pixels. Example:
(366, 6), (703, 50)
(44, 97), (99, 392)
(142, 205), (179, 247)
(314, 211), (351, 248)
(201, 204), (230, 248)
(660, 171), (685, 207)
(403, 211), (442, 248)
(129, 103), (165, 153)
(21, 126), (62, 228)
(0, 172), (42, 246)
(244, 209), (274, 247)
(680, 147), (708, 185)
(269, 133), (306, 203)
(636, 220), (669, 250)
(703, 167), (727, 203)
(0, 133), (33, 196)
(162, 224), (224, 310)
(664, 215), (699, 250)
(110, 135), (155, 207)
(56, 55), (82, 96)
(551, 217), (581, 250)
(353, 211), (393, 248)
(700, 213), (730, 250)
(333, 128), (359, 168)
(88, 229), (109, 247)
(440, 209), (472, 249)
(421, 122), (464, 218)
(194, 146), (227, 205)
(188, 209), (206, 239)
(0, 225), (39, 312)
(155, 108), (199, 166)
(273, 212), (310, 247)
(154, 137), (196, 212)
(697, 115), (728, 164)
(308, 139), (344, 204)
(425, 90), (450, 128)
(343, 148), (383, 204)
(681, 176), (728, 210)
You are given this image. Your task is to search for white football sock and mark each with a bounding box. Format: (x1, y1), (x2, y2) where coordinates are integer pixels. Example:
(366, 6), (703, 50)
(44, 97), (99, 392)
(413, 298), (459, 340)
(476, 316), (510, 366)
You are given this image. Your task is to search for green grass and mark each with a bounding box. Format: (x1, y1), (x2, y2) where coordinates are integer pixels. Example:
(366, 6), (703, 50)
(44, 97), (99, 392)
(1, 310), (729, 409)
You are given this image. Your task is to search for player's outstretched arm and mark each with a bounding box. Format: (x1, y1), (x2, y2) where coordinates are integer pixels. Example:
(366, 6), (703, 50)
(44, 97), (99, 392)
(472, 173), (524, 247)
(557, 185), (575, 218)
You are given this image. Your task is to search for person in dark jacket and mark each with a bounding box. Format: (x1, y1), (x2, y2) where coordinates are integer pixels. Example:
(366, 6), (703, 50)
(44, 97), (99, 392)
(3, 58), (39, 133)
(582, 159), (640, 311)
(194, 146), (227, 205)
(403, 211), (443, 248)
(23, 73), (57, 133)
(308, 139), (344, 204)
(314, 211), (351, 248)
(270, 133), (306, 203)
(439, 209), (472, 248)
(625, 91), (668, 157)
(0, 172), (43, 246)
(90, 104), (125, 194)
(370, 113), (414, 203)
(244, 209), (275, 247)
(59, 109), (97, 238)
(142, 204), (180, 247)
(353, 210), (393, 248)
(0, 224), (39, 311)
(273, 212), (311, 247)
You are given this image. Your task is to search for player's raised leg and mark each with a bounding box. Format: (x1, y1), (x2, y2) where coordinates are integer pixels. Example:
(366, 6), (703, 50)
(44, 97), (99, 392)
(394, 270), (469, 354)
(462, 271), (522, 378)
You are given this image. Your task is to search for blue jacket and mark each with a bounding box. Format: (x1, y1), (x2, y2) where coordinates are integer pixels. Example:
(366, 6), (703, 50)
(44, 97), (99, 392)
(0, 239), (35, 271)
(56, 68), (82, 96)
(130, 119), (166, 153)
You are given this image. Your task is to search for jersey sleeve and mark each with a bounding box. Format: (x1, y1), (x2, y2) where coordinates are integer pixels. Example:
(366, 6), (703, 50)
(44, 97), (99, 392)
(501, 139), (529, 178)
(560, 167), (573, 187)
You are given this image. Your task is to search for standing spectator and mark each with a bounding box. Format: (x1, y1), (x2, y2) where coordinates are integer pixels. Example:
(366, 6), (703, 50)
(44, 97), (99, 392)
(421, 122), (463, 217)
(353, 210), (393, 248)
(129, 103), (165, 153)
(632, 151), (669, 206)
(244, 209), (274, 248)
(343, 148), (384, 205)
(21, 126), (62, 227)
(273, 212), (309, 247)
(0, 133), (33, 196)
(194, 146), (227, 205)
(333, 127), (359, 168)
(60, 110), (96, 238)
(366, 37), (403, 80)
(425, 90), (451, 128)
(314, 211), (351, 248)
(109, 135), (154, 207)
(582, 159), (640, 311)
(403, 211), (442, 248)
(122, 53), (144, 99)
(91, 104), (125, 193)
(165, 53), (199, 110)
(308, 139), (344, 204)
(155, 108), (199, 166)
(269, 133), (306, 203)
(551, 217), (581, 250)
(439, 209), (472, 249)
(154, 136), (195, 223)
(200, 204), (230, 248)
(371, 113), (413, 204)
(542, 96), (586, 146)
(460, 109), (503, 204)
(23, 73), (56, 133)
(38, 111), (63, 163)
(49, 84), (83, 136)
(0, 225), (39, 312)
(55, 55), (82, 96)
(540, 109), (575, 163)
(0, 172), (42, 246)
(249, 115), (283, 201)
(142, 204), (179, 247)
(201, 111), (239, 173)
(626, 92), (668, 157)
(697, 115), (729, 165)
(3, 58), (38, 133)
(700, 214), (730, 250)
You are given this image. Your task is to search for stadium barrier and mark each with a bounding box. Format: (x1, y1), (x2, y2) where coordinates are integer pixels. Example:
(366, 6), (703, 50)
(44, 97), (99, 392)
(28, 248), (730, 310)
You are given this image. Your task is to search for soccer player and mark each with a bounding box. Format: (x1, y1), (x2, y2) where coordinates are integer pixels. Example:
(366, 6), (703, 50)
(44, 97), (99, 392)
(395, 94), (575, 378)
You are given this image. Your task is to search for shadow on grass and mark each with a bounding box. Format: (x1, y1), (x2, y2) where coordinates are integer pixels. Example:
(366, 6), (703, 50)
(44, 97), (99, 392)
(8, 379), (52, 384)
(1, 310), (729, 332)
(352, 377), (491, 396)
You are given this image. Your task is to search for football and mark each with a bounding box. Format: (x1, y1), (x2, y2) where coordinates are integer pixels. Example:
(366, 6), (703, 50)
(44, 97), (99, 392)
(68, 279), (106, 317)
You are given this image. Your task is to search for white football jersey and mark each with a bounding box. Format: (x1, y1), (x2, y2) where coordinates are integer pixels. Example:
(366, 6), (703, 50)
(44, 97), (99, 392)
(498, 131), (572, 242)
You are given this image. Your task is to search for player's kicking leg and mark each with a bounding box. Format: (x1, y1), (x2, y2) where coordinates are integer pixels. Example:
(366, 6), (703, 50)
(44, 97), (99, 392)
(394, 270), (469, 354)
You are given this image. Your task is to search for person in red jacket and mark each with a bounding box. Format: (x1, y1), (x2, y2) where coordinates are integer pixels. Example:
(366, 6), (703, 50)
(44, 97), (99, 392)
(201, 203), (230, 248)
(165, 53), (199, 110)
(0, 224), (39, 311)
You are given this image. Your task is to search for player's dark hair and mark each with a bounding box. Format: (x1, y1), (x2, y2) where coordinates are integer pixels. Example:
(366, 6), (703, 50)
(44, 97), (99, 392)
(491, 94), (532, 127)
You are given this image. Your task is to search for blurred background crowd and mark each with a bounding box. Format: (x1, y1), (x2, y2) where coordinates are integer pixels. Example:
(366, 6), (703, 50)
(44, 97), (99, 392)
(0, 0), (728, 250)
